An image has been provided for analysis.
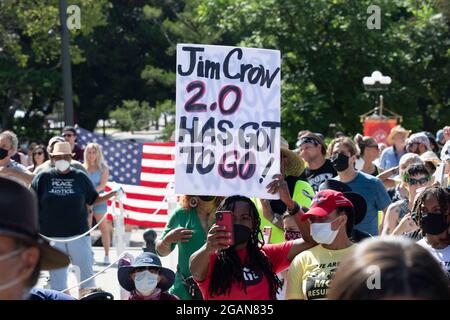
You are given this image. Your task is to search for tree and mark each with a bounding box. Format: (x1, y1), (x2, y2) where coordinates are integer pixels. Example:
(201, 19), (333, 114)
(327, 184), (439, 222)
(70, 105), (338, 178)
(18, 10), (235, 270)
(0, 0), (108, 141)
(109, 100), (152, 133)
(197, 0), (450, 143)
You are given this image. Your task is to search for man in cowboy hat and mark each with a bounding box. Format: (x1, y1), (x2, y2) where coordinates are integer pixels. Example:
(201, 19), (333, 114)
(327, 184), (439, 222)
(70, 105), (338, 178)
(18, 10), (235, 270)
(34, 136), (87, 175)
(380, 125), (411, 171)
(31, 142), (119, 292)
(0, 177), (70, 300)
(118, 252), (178, 300)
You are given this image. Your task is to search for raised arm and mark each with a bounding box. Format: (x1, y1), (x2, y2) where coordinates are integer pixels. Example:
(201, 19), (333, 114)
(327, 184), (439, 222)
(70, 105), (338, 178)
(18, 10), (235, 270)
(381, 202), (401, 235)
(189, 225), (230, 282)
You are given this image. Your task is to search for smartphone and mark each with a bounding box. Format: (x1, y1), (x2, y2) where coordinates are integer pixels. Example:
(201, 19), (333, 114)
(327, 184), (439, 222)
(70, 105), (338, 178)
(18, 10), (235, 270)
(263, 226), (272, 244)
(216, 211), (234, 246)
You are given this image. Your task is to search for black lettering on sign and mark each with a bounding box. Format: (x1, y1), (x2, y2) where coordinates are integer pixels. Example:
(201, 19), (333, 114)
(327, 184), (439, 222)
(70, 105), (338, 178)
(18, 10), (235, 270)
(218, 85), (242, 115)
(201, 117), (216, 145)
(217, 120), (233, 146)
(223, 48), (242, 80)
(184, 81), (207, 112)
(239, 122), (259, 150)
(178, 116), (199, 143)
(261, 121), (281, 153)
(196, 147), (215, 175)
(238, 151), (256, 180)
(177, 47), (205, 76)
(180, 146), (203, 174)
(218, 150), (239, 179)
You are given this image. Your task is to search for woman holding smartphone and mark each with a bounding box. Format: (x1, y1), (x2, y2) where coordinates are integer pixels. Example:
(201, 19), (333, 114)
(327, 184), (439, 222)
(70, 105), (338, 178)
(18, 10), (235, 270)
(189, 195), (314, 300)
(155, 195), (222, 300)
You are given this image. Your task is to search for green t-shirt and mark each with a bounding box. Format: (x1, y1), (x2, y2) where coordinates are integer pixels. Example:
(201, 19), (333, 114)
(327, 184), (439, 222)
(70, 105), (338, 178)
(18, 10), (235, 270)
(160, 207), (213, 300)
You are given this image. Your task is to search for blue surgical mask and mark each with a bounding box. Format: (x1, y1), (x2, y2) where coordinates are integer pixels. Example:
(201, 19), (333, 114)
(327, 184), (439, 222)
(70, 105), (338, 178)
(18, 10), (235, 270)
(134, 270), (158, 296)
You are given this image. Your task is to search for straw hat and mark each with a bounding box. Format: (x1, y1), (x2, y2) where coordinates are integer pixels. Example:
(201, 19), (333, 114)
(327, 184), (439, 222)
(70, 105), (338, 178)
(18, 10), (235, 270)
(387, 125), (411, 145)
(281, 147), (305, 177)
(420, 151), (441, 166)
(49, 142), (73, 156)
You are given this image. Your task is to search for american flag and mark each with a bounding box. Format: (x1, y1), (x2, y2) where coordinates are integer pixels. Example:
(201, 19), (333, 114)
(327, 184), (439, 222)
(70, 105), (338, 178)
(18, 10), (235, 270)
(75, 127), (175, 228)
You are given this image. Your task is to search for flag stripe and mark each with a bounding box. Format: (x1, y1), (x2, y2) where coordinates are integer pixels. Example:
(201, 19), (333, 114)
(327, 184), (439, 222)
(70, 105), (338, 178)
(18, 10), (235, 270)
(144, 142), (175, 147)
(141, 159), (175, 168)
(109, 202), (168, 215)
(142, 153), (173, 161)
(143, 145), (175, 155)
(140, 173), (174, 183)
(140, 181), (169, 189)
(141, 167), (175, 175)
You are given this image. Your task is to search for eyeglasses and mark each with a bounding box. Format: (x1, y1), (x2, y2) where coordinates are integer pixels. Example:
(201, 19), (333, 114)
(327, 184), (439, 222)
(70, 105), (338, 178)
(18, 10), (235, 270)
(408, 177), (430, 186)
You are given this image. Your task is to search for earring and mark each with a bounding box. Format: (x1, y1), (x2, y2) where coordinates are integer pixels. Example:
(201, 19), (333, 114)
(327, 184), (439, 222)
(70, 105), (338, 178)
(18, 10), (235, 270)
(189, 197), (199, 208)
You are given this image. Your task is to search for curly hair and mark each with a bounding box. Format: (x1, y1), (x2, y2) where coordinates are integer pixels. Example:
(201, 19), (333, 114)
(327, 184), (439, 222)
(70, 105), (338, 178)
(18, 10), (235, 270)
(412, 184), (450, 235)
(208, 196), (282, 299)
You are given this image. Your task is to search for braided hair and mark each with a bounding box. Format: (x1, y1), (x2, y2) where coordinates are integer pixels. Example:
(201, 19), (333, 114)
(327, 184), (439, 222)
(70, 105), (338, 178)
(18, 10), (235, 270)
(208, 196), (283, 299)
(412, 184), (450, 235)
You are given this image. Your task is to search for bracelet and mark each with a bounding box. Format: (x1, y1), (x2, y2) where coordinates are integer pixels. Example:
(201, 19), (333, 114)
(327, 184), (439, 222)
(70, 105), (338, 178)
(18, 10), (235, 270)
(287, 202), (300, 216)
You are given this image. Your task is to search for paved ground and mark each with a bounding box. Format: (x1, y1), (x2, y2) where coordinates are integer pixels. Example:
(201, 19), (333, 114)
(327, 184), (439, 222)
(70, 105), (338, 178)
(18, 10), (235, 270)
(36, 229), (179, 300)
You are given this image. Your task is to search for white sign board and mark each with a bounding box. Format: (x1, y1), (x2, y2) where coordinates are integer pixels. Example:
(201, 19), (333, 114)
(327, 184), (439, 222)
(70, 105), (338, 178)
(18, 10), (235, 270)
(175, 44), (281, 199)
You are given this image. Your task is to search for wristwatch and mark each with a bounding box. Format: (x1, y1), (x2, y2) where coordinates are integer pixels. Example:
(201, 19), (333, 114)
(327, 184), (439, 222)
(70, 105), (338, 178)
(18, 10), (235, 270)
(287, 202), (300, 216)
(271, 213), (281, 225)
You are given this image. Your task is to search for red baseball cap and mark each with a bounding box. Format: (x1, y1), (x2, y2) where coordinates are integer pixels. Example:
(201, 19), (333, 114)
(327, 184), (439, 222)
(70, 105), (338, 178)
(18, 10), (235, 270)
(300, 189), (354, 221)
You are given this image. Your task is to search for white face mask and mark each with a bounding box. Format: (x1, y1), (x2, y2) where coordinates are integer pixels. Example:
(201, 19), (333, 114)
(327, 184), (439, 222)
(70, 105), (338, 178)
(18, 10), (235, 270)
(0, 248), (25, 293)
(354, 157), (365, 171)
(54, 160), (70, 172)
(310, 218), (340, 244)
(134, 270), (158, 296)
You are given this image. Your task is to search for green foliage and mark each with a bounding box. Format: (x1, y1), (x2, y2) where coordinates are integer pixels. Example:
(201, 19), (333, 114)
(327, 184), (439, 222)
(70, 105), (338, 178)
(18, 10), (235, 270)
(1, 0), (449, 145)
(198, 0), (450, 144)
(109, 100), (152, 133)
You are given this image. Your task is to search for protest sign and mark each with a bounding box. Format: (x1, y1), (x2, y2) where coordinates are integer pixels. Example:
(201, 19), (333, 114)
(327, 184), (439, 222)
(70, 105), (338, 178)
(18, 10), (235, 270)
(175, 44), (281, 199)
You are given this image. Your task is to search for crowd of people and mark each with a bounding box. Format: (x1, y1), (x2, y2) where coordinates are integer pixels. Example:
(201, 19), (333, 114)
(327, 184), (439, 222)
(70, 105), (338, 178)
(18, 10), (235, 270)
(0, 124), (449, 300)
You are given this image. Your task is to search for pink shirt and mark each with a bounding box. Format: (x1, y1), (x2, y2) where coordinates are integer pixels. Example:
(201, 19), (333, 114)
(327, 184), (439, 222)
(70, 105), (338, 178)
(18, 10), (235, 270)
(196, 241), (293, 300)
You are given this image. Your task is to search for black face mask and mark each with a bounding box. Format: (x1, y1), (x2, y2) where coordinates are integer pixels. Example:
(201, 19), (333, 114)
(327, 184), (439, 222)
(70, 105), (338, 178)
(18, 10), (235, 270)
(331, 153), (350, 172)
(0, 148), (8, 160)
(199, 196), (216, 202)
(233, 224), (252, 246)
(420, 213), (448, 235)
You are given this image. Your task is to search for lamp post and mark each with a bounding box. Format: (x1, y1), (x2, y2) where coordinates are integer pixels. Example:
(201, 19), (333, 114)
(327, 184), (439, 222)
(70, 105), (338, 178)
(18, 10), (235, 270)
(59, 0), (74, 126)
(362, 71), (392, 117)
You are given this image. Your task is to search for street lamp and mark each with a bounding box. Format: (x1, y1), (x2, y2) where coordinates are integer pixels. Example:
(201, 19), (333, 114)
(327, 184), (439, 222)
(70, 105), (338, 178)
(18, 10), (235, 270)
(59, 0), (74, 126)
(362, 71), (392, 117)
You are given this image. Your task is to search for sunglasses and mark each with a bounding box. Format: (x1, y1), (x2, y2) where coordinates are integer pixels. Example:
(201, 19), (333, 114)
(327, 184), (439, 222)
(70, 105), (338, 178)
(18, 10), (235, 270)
(34, 151), (44, 155)
(299, 137), (320, 146)
(366, 145), (379, 149)
(408, 177), (430, 186)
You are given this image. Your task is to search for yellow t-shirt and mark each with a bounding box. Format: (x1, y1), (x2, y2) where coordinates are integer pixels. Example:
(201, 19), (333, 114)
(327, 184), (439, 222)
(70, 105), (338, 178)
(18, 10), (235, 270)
(286, 244), (355, 300)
